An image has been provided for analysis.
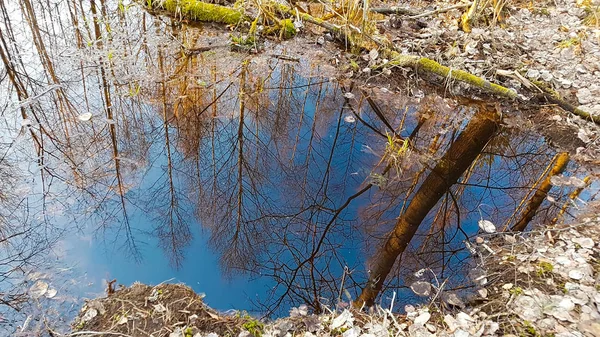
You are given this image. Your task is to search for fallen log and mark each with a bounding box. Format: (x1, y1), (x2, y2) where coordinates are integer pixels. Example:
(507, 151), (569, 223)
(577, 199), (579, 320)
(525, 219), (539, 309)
(143, 0), (249, 25)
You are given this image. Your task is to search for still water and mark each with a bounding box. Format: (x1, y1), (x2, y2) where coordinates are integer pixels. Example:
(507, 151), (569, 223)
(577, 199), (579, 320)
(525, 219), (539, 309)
(0, 0), (595, 334)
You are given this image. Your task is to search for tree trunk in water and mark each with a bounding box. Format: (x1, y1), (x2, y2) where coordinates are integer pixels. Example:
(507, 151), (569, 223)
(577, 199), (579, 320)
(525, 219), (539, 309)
(354, 107), (500, 308)
(511, 152), (570, 232)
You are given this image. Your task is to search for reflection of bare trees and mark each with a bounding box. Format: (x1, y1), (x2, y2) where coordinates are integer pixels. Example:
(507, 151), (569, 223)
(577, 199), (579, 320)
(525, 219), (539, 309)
(0, 0), (594, 321)
(0, 155), (56, 312)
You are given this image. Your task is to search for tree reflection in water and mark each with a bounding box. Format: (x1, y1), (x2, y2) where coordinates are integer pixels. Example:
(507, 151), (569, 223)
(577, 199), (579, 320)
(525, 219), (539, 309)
(0, 0), (595, 333)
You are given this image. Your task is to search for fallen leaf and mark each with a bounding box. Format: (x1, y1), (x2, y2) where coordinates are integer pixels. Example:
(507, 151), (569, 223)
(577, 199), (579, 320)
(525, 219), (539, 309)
(78, 113), (93, 121)
(344, 115), (356, 123)
(29, 281), (49, 299)
(45, 288), (57, 299)
(478, 219), (496, 233)
(413, 312), (431, 325)
(410, 281), (432, 297)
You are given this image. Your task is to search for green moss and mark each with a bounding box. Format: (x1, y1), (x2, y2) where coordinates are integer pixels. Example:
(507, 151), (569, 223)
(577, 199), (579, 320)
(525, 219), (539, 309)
(416, 57), (518, 99)
(536, 261), (554, 277)
(231, 34), (255, 48)
(185, 327), (194, 337)
(148, 0), (248, 25)
(532, 7), (551, 16)
(243, 319), (264, 337)
(263, 19), (297, 39)
(509, 286), (523, 296)
(521, 320), (539, 337)
(279, 19), (296, 39)
(557, 37), (580, 49)
(75, 321), (85, 330)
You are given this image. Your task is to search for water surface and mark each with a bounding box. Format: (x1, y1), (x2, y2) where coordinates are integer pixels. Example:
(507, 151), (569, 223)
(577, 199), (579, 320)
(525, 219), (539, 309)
(0, 1), (595, 334)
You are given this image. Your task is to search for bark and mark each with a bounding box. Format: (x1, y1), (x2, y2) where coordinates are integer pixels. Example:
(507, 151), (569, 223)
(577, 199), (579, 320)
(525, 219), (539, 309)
(354, 107), (500, 308)
(511, 152), (570, 232)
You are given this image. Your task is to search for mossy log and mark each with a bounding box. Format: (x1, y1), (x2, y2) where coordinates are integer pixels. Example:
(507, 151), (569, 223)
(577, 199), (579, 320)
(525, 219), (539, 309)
(144, 0), (249, 25)
(531, 79), (600, 124)
(387, 52), (518, 99)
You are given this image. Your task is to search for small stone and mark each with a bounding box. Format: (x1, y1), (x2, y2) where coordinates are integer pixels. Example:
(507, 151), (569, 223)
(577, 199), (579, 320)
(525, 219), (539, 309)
(502, 283), (514, 290)
(369, 49), (379, 61)
(569, 290), (589, 305)
(478, 288), (488, 298)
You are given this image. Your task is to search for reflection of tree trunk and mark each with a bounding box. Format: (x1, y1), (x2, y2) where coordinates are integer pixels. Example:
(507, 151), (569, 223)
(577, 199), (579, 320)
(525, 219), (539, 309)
(355, 108), (500, 307)
(551, 175), (591, 225)
(233, 63), (247, 244)
(510, 152), (570, 232)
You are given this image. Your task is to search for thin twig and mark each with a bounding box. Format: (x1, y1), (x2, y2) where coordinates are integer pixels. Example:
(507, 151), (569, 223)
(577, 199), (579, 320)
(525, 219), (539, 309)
(409, 2), (473, 19)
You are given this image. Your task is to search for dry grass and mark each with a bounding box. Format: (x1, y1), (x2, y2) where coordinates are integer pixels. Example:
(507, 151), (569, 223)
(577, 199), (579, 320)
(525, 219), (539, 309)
(71, 283), (251, 337)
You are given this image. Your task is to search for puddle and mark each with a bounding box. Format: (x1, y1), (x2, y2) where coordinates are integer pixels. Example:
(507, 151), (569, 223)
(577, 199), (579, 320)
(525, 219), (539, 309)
(0, 1), (597, 335)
